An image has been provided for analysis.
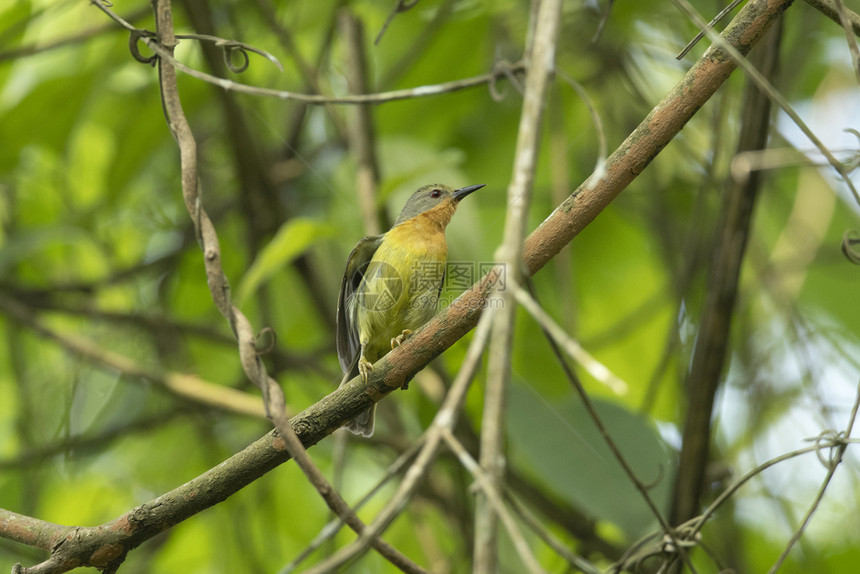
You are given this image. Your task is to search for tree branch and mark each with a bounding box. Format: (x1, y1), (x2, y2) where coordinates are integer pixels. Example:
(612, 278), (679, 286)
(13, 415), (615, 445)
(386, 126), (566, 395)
(804, 0), (860, 36)
(475, 0), (562, 570)
(299, 310), (496, 573)
(150, 1), (427, 572)
(93, 0), (528, 106)
(671, 5), (783, 526)
(0, 296), (267, 419)
(340, 9), (387, 235)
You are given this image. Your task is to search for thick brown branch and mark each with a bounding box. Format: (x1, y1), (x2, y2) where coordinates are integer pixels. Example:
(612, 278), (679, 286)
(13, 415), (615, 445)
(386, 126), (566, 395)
(521, 0), (793, 273)
(671, 18), (784, 526)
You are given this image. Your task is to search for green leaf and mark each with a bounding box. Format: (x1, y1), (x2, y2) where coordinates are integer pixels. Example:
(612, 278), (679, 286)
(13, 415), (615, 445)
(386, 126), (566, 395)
(235, 217), (332, 305)
(508, 383), (675, 538)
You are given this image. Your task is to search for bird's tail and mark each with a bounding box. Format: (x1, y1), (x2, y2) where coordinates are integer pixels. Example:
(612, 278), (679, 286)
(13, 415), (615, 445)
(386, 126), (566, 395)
(338, 357), (376, 437)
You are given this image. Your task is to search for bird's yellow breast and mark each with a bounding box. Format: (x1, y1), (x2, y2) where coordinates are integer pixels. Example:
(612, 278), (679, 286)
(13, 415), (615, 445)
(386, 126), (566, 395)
(385, 209), (449, 259)
(350, 209), (452, 361)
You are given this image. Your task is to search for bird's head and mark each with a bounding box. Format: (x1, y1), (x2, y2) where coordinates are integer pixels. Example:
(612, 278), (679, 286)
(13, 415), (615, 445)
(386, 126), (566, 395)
(394, 183), (485, 226)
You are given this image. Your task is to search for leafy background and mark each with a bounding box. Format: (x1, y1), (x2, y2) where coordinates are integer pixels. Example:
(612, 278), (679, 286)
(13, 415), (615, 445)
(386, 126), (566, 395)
(1, 0), (859, 572)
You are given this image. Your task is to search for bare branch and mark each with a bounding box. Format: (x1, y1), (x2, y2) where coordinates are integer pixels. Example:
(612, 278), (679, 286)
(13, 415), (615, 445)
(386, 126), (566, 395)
(475, 0), (562, 569)
(91, 0), (525, 106)
(671, 8), (782, 526)
(300, 310), (495, 573)
(0, 296), (266, 418)
(804, 0), (860, 37)
(672, 0), (860, 204)
(340, 9), (385, 235)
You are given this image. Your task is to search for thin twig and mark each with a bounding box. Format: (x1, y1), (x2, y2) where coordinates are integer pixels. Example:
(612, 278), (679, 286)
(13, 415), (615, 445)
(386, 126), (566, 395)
(672, 0), (860, 205)
(0, 408), (188, 471)
(443, 429), (547, 574)
(300, 309), (495, 574)
(376, 0), (421, 45)
(507, 469), (624, 559)
(475, 1), (563, 570)
(504, 490), (603, 574)
(513, 286), (628, 394)
(803, 0), (860, 37)
(0, 6), (150, 62)
(0, 296), (267, 418)
(689, 440), (855, 535)
(91, 0), (525, 106)
(767, 381), (860, 573)
(340, 9), (385, 235)
(280, 438), (427, 573)
(174, 32), (283, 72)
(676, 0), (745, 59)
(151, 1), (425, 572)
(378, 0), (456, 87)
(251, 0), (349, 138)
(832, 0), (860, 83)
(591, 0), (616, 44)
(557, 71), (608, 170)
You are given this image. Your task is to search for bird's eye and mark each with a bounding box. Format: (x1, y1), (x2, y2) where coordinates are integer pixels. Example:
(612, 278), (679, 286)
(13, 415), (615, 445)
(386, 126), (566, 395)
(430, 189), (442, 198)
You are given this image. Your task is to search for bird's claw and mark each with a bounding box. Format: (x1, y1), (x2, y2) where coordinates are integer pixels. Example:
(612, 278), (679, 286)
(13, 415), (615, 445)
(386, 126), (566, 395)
(391, 329), (413, 350)
(358, 357), (373, 382)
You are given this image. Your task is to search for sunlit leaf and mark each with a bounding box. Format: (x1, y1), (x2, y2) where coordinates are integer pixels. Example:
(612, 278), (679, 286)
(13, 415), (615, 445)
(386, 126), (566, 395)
(235, 217), (333, 305)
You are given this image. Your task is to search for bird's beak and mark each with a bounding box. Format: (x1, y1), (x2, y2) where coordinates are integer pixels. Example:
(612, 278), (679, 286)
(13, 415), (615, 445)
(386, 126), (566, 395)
(452, 184), (486, 201)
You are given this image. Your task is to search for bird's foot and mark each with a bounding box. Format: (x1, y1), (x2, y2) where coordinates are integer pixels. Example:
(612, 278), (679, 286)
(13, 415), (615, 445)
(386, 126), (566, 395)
(358, 357), (373, 382)
(391, 329), (413, 350)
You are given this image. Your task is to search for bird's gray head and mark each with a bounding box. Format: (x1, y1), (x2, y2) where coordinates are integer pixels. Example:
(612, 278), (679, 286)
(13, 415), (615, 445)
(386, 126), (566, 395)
(394, 183), (485, 226)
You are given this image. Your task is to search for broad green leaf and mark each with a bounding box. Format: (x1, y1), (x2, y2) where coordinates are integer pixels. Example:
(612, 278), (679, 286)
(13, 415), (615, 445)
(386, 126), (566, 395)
(508, 383), (675, 538)
(235, 217), (333, 305)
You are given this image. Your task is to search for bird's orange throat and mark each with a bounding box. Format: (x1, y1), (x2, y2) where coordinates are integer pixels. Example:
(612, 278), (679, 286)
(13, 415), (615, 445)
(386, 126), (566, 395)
(413, 197), (458, 231)
(387, 198), (460, 257)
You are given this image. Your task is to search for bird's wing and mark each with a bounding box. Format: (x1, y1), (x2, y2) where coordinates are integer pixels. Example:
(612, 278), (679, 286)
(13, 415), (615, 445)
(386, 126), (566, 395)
(437, 266), (446, 304)
(336, 234), (384, 373)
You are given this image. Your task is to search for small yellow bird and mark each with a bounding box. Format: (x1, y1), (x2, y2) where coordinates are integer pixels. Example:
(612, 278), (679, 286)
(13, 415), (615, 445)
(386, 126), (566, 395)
(336, 183), (485, 436)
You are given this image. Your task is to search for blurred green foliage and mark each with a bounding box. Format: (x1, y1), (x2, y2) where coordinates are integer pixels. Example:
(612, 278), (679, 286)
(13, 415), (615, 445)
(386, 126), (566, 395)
(1, 0), (860, 572)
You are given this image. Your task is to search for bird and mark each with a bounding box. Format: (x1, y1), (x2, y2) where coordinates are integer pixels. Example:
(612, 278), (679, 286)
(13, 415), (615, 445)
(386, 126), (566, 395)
(336, 183), (485, 436)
